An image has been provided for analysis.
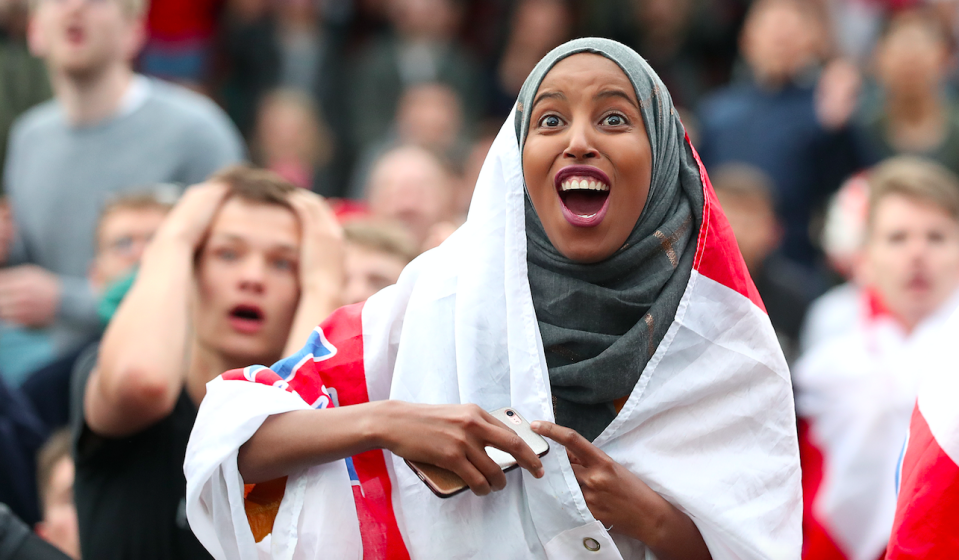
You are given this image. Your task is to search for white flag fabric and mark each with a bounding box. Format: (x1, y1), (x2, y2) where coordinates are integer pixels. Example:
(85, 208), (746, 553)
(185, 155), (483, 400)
(184, 110), (801, 559)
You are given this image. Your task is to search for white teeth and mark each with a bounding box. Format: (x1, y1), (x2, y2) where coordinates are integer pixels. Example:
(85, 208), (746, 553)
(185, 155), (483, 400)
(560, 176), (610, 192)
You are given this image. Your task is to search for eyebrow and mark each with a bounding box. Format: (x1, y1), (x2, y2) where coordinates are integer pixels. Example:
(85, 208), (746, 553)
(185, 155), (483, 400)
(596, 89), (640, 109)
(211, 233), (299, 254)
(532, 91), (566, 110)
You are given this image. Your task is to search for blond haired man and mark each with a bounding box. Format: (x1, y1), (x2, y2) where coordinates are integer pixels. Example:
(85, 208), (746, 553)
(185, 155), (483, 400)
(0, 0), (244, 380)
(795, 157), (959, 560)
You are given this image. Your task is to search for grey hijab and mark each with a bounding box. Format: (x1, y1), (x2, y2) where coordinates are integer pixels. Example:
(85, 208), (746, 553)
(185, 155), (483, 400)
(516, 38), (706, 441)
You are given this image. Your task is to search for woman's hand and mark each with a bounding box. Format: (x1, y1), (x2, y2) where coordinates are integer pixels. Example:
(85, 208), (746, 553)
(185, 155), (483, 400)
(374, 401), (546, 496)
(532, 421), (712, 560)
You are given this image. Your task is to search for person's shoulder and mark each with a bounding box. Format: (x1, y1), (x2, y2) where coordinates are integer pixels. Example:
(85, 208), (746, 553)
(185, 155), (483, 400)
(144, 78), (233, 127)
(9, 99), (62, 142)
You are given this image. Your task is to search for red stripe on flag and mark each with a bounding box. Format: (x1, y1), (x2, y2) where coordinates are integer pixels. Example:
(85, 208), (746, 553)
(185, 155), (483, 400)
(887, 406), (959, 560)
(798, 419), (850, 560)
(686, 135), (767, 313)
(313, 304), (411, 560)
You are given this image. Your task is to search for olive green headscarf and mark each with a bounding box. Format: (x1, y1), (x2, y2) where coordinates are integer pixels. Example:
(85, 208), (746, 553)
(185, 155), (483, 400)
(516, 38), (706, 441)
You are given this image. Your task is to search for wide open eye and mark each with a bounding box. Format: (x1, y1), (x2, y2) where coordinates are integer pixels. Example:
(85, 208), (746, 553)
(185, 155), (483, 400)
(538, 114), (564, 128)
(602, 113), (628, 126)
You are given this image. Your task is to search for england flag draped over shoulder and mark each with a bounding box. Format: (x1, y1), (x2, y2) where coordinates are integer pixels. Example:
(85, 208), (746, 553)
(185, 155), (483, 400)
(886, 314), (959, 559)
(183, 111), (801, 559)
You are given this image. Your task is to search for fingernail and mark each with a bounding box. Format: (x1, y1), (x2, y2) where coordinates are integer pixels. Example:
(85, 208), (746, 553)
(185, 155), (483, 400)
(536, 468), (545, 478)
(530, 421), (541, 430)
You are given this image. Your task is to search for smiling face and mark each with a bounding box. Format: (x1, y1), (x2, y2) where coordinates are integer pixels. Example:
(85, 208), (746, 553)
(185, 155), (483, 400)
(193, 198), (302, 365)
(523, 53), (652, 263)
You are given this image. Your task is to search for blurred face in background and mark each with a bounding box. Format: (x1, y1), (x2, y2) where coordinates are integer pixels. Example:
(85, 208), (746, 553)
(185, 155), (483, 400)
(741, 0), (821, 85)
(876, 18), (948, 100)
(194, 197), (301, 364)
(28, 0), (144, 77)
(716, 191), (780, 273)
(344, 242), (409, 305)
(396, 83), (463, 153)
(388, 0), (459, 41)
(511, 0), (571, 53)
(865, 193), (959, 329)
(91, 205), (169, 292)
(367, 147), (453, 246)
(35, 457), (80, 560)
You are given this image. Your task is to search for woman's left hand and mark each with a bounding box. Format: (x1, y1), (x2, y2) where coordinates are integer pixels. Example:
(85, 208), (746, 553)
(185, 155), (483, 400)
(531, 421), (712, 560)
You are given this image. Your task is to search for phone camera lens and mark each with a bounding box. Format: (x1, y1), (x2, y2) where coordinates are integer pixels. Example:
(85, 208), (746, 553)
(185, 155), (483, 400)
(506, 410), (515, 417)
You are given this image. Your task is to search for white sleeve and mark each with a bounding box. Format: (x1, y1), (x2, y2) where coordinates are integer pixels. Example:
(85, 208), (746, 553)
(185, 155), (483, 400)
(184, 377), (363, 560)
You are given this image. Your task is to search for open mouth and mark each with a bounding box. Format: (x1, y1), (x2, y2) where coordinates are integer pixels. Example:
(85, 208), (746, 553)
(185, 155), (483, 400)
(228, 304), (265, 334)
(554, 166), (612, 227)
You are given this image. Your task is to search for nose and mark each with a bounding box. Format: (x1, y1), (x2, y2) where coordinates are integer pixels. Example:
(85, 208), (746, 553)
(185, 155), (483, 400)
(563, 118), (599, 161)
(238, 255), (267, 294)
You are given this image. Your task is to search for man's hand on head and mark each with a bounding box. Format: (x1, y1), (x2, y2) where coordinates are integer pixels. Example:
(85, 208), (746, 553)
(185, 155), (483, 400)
(286, 189), (345, 295)
(152, 182), (230, 250)
(0, 265), (61, 327)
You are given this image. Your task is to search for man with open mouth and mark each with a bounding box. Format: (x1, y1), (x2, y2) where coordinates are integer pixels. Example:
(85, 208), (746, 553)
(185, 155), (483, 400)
(74, 165), (344, 560)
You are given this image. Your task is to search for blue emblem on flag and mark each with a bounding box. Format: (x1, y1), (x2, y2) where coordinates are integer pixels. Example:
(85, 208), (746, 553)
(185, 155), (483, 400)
(272, 327), (338, 381)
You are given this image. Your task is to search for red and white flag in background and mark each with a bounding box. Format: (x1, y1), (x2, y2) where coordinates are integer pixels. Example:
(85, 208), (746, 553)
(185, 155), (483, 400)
(886, 320), (959, 560)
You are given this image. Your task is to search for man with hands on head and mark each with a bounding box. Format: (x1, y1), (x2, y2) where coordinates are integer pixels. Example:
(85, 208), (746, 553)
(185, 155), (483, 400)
(74, 166), (344, 560)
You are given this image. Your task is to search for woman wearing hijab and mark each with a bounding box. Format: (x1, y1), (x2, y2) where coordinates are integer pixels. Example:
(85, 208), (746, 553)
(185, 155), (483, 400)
(185, 39), (801, 559)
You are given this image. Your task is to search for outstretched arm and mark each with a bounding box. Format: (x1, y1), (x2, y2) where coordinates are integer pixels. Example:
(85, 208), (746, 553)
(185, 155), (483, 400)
(532, 421), (712, 560)
(85, 183), (229, 438)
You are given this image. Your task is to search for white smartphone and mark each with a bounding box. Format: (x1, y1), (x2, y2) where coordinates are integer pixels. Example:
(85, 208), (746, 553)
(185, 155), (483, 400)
(405, 407), (550, 498)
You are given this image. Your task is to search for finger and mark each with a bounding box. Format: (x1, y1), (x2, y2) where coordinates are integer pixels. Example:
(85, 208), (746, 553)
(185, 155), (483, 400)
(566, 448), (583, 466)
(450, 457), (492, 496)
(531, 421), (605, 467)
(478, 412), (544, 478)
(466, 446), (507, 492)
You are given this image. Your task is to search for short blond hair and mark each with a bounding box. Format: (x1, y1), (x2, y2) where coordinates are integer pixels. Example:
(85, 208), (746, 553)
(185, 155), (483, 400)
(344, 219), (420, 264)
(867, 156), (959, 228)
(30, 0), (149, 17)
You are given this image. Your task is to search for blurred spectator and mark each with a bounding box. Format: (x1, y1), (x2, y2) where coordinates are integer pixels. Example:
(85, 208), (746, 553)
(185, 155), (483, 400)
(139, 0), (222, 88)
(858, 9), (959, 177)
(366, 145), (455, 248)
(19, 190), (175, 434)
(582, 0), (747, 111)
(34, 430), (78, 560)
(215, 0), (348, 142)
(0, 0), (244, 380)
(348, 82), (468, 198)
(0, 377), (46, 527)
(485, 0), (571, 120)
(799, 172), (870, 353)
(795, 156), (959, 560)
(712, 163), (817, 361)
(343, 219), (418, 304)
(74, 167), (342, 560)
(697, 0), (863, 266)
(252, 88), (334, 193)
(0, 0), (50, 178)
(349, 0), (481, 153)
(0, 503), (71, 560)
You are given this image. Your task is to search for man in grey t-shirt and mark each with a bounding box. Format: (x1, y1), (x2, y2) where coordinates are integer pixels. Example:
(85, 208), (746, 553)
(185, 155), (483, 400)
(0, 0), (244, 381)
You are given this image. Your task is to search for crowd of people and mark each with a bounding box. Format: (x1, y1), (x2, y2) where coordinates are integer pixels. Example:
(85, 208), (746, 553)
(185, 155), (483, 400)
(0, 0), (957, 557)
